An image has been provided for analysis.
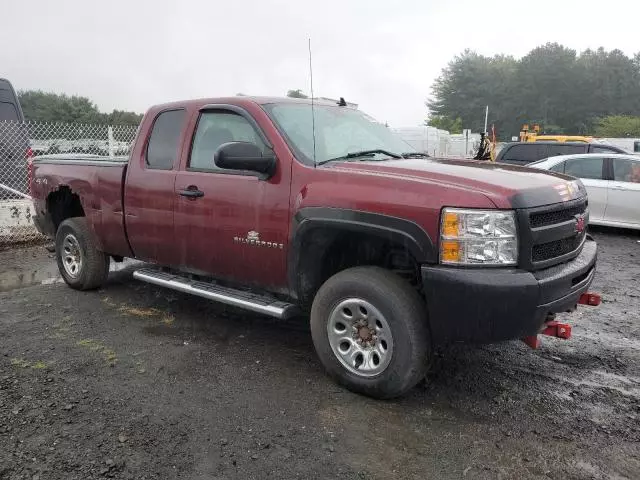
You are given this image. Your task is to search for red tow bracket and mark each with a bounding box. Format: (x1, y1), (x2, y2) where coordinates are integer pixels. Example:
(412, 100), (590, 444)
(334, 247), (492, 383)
(578, 292), (601, 306)
(522, 321), (572, 349)
(522, 291), (600, 349)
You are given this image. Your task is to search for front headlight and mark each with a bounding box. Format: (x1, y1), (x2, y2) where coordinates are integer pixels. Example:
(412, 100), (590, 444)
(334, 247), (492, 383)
(440, 208), (518, 266)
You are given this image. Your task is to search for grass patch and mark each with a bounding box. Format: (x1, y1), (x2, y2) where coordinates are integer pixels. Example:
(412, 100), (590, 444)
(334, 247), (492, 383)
(118, 305), (162, 318)
(77, 339), (118, 366)
(10, 358), (48, 370)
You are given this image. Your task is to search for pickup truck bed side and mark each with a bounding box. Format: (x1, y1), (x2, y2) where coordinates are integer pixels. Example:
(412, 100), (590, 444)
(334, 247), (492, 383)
(32, 156), (131, 257)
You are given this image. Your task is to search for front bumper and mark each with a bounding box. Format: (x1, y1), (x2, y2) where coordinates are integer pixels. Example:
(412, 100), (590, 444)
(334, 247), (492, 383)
(421, 239), (597, 344)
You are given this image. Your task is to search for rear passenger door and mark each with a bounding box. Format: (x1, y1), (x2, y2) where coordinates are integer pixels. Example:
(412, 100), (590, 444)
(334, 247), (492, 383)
(563, 156), (607, 221)
(124, 109), (186, 265)
(605, 157), (640, 227)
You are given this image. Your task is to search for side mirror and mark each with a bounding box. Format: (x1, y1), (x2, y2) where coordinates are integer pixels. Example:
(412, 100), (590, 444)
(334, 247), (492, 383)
(214, 142), (276, 176)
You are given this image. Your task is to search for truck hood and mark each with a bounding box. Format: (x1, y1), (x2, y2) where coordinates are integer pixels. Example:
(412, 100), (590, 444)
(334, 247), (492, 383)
(328, 158), (586, 209)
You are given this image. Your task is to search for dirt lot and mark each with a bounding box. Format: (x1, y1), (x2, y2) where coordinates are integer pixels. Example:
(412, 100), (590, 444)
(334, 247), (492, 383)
(1, 228), (639, 480)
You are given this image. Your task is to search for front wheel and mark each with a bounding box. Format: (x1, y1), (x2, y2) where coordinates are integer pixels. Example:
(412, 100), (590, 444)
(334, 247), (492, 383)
(310, 267), (432, 399)
(55, 217), (110, 290)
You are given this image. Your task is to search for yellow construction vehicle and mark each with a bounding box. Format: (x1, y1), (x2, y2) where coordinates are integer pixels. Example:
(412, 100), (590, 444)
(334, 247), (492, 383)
(519, 124), (593, 143)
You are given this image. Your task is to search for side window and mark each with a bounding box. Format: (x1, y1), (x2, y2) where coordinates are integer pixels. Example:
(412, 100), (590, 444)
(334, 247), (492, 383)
(189, 111), (266, 171)
(0, 102), (19, 122)
(550, 161), (565, 173)
(146, 109), (185, 170)
(548, 144), (586, 157)
(564, 157), (604, 180)
(612, 158), (640, 184)
(591, 145), (617, 154)
(502, 144), (547, 163)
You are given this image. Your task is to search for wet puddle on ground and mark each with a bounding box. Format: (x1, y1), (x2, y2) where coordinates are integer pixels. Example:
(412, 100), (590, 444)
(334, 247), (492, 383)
(0, 259), (138, 292)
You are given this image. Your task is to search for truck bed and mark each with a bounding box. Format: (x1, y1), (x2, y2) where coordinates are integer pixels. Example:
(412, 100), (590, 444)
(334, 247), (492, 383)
(31, 154), (131, 257)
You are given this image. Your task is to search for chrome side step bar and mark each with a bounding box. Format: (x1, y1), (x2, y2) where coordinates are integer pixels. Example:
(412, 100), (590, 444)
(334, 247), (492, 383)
(133, 268), (298, 319)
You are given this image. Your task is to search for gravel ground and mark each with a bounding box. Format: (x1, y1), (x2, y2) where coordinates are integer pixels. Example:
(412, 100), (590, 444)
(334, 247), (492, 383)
(0, 228), (639, 480)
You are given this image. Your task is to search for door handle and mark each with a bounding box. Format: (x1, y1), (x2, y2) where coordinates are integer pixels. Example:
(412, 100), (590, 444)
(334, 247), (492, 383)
(179, 186), (204, 198)
(610, 185), (626, 190)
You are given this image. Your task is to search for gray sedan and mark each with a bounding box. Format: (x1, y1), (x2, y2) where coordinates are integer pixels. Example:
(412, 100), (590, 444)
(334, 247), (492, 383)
(530, 153), (640, 230)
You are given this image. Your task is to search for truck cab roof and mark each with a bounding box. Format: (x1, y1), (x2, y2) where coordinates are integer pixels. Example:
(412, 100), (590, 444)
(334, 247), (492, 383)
(149, 96), (343, 112)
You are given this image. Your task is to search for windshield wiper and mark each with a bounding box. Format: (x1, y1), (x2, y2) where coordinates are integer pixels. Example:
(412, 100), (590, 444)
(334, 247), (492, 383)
(401, 152), (430, 158)
(316, 149), (402, 166)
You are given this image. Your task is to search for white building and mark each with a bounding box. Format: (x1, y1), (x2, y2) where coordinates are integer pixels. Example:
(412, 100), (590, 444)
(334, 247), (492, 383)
(391, 126), (449, 157)
(392, 127), (481, 157)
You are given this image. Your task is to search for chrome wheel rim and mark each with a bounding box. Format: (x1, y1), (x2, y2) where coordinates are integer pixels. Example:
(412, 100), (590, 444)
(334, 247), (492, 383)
(327, 298), (394, 377)
(62, 234), (82, 278)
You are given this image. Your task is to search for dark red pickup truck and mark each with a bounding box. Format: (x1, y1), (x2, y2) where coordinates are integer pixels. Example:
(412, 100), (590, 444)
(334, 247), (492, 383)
(31, 96), (598, 398)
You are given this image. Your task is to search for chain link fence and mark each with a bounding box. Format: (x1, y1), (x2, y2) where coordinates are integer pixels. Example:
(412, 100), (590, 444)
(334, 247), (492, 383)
(1, 121), (138, 246)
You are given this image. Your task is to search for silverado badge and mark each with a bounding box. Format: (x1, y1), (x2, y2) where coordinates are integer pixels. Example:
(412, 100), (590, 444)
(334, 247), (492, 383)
(234, 231), (283, 249)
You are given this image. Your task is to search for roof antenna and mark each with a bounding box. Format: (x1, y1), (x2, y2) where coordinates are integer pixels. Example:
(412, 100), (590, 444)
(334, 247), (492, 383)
(337, 97), (347, 107)
(308, 38), (317, 166)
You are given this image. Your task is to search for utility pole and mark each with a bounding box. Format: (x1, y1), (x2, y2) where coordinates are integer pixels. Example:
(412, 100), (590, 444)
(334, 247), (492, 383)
(484, 106), (489, 133)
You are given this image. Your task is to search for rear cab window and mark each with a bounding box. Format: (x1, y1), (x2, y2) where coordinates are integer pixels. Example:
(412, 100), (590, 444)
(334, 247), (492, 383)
(146, 109), (186, 170)
(0, 79), (23, 122)
(0, 102), (19, 122)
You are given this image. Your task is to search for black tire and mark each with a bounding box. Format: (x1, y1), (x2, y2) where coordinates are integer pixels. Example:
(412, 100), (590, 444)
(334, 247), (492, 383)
(55, 217), (110, 290)
(310, 266), (431, 399)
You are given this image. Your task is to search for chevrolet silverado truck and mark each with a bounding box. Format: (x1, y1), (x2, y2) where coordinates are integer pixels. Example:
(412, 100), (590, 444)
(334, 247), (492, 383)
(30, 96), (598, 398)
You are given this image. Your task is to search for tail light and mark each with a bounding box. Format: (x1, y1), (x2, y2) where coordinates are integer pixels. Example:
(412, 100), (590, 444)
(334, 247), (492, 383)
(26, 147), (34, 197)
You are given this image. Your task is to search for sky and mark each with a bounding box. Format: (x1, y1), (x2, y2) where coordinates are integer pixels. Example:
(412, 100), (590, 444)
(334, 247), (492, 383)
(2, 0), (639, 127)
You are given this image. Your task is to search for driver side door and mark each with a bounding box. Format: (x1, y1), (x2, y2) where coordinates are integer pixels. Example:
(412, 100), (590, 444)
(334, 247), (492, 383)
(173, 107), (291, 290)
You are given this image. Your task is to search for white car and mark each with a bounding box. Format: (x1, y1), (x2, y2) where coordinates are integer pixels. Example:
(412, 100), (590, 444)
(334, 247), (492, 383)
(530, 153), (640, 230)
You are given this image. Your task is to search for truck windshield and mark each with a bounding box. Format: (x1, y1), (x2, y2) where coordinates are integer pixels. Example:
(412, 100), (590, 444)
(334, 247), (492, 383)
(263, 103), (415, 165)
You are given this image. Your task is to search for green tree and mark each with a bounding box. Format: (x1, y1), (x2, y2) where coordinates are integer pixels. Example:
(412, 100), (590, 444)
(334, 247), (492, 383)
(105, 110), (143, 126)
(17, 90), (142, 125)
(426, 115), (463, 133)
(594, 115), (640, 137)
(18, 90), (102, 123)
(428, 44), (640, 140)
(428, 50), (517, 137)
(286, 89), (308, 99)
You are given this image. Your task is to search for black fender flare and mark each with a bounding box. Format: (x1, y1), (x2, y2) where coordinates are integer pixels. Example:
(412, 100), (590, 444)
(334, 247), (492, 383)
(288, 207), (437, 300)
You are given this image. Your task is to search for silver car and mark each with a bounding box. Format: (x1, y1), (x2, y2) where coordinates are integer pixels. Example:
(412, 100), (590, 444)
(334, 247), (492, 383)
(530, 153), (640, 230)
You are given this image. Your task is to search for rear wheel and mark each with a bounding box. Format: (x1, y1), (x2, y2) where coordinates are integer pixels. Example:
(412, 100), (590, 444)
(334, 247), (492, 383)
(310, 266), (431, 399)
(55, 217), (110, 290)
